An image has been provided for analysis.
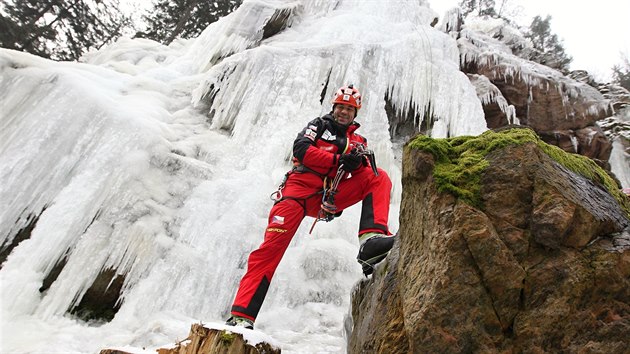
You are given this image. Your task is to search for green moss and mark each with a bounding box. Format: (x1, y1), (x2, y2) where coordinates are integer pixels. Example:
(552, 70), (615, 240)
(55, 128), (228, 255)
(220, 330), (236, 346)
(408, 128), (630, 217)
(538, 142), (630, 217)
(408, 128), (538, 207)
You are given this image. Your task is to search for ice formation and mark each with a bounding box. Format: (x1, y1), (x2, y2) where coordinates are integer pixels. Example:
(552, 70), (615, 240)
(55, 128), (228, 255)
(0, 1), (624, 353)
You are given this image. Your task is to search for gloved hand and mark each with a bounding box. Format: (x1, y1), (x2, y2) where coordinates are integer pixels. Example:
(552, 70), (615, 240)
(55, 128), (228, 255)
(339, 153), (362, 171)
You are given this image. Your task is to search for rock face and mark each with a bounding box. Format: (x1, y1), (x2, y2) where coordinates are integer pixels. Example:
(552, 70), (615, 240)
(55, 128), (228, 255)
(101, 324), (280, 354)
(470, 63), (615, 169)
(348, 133), (630, 353)
(452, 14), (616, 168)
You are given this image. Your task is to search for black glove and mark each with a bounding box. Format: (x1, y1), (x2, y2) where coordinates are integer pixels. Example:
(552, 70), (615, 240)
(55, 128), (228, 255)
(339, 153), (362, 171)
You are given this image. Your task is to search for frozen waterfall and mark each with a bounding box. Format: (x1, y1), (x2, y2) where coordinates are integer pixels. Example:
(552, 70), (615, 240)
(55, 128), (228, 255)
(2, 0), (488, 353)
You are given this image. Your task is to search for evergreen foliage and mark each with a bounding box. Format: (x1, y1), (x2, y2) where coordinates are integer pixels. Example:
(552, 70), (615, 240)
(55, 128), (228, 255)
(456, 1), (571, 74)
(0, 0), (131, 61)
(136, 0), (242, 45)
(459, 0), (497, 17)
(525, 15), (572, 74)
(477, 0), (497, 16)
(611, 53), (630, 90)
(458, 0), (475, 16)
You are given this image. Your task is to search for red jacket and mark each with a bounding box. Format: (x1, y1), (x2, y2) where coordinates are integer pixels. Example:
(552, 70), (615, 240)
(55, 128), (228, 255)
(292, 114), (367, 177)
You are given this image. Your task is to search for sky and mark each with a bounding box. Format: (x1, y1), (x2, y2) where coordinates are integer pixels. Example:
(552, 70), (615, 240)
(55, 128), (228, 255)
(430, 0), (630, 81)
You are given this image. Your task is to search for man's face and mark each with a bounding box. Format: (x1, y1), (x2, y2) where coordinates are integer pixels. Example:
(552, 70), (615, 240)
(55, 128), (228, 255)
(333, 104), (356, 126)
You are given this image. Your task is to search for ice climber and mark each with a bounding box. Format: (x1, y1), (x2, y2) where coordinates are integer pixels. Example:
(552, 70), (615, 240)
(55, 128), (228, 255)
(226, 84), (396, 329)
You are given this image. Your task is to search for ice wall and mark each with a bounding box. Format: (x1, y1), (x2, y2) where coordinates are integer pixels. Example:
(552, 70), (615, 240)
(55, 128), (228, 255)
(610, 139), (630, 189)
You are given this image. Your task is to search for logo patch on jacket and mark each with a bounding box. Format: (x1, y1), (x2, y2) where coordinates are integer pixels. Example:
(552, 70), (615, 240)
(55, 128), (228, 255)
(267, 227), (287, 233)
(272, 215), (285, 224)
(304, 125), (318, 141)
(304, 129), (316, 141)
(321, 130), (336, 141)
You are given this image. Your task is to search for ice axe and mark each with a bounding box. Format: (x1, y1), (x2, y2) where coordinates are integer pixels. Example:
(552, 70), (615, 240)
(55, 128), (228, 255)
(309, 144), (379, 234)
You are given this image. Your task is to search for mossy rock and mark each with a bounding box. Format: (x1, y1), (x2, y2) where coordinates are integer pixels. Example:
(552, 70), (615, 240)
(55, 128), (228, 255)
(408, 127), (630, 217)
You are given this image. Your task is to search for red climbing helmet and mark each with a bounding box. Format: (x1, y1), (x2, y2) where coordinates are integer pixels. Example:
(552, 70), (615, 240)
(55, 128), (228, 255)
(332, 84), (362, 110)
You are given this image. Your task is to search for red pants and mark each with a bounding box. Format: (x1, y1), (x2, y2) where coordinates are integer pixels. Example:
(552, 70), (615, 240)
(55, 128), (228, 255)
(230, 167), (392, 320)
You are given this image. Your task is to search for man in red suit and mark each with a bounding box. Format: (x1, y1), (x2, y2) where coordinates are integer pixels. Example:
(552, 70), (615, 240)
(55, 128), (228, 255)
(226, 85), (396, 329)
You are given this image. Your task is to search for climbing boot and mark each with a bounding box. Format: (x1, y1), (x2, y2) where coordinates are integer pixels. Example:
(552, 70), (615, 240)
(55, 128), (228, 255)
(225, 315), (254, 330)
(357, 232), (395, 276)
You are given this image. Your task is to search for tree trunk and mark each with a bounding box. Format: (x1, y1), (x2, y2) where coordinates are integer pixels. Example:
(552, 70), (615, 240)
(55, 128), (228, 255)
(165, 0), (200, 45)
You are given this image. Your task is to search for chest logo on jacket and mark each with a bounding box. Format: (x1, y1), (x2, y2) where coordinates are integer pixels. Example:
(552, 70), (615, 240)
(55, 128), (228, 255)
(321, 130), (336, 141)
